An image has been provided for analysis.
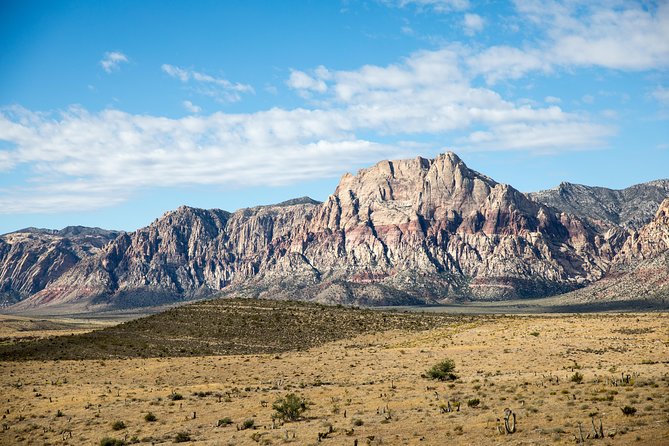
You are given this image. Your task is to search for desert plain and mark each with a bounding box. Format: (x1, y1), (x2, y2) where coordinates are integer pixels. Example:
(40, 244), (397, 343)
(1, 306), (668, 446)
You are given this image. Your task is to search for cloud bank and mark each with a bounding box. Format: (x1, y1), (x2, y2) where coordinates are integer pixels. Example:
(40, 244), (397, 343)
(3, 0), (666, 214)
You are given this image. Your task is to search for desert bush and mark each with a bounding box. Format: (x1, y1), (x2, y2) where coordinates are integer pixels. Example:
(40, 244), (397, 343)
(111, 420), (126, 431)
(621, 405), (637, 416)
(169, 392), (183, 401)
(570, 372), (584, 384)
(467, 398), (480, 408)
(217, 417), (233, 426)
(352, 419), (364, 426)
(144, 412), (157, 422)
(241, 418), (255, 430)
(272, 393), (310, 421)
(174, 431), (191, 442)
(426, 358), (457, 381)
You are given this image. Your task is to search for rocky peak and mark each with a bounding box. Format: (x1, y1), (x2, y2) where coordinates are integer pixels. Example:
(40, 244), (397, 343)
(0, 227), (119, 306)
(615, 197), (669, 263)
(530, 179), (669, 230)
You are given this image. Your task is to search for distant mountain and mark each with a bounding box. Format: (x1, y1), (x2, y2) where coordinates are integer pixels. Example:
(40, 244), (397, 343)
(12, 153), (629, 313)
(0, 227), (121, 306)
(529, 179), (669, 230)
(273, 196), (322, 207)
(557, 198), (669, 305)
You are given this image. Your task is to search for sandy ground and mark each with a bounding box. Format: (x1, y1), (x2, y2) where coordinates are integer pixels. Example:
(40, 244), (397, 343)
(1, 313), (668, 445)
(0, 314), (116, 340)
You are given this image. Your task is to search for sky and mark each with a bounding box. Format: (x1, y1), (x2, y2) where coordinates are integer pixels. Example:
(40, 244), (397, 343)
(0, 0), (668, 234)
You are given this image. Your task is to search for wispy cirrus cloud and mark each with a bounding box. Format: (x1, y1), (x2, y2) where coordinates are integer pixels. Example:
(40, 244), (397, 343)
(381, 0), (470, 13)
(100, 51), (129, 73)
(161, 64), (254, 103)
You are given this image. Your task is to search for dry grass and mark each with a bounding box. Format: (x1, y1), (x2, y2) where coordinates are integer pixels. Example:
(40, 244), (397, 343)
(0, 309), (668, 445)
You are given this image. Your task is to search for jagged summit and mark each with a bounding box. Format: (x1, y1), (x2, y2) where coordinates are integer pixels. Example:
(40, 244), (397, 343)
(529, 179), (669, 229)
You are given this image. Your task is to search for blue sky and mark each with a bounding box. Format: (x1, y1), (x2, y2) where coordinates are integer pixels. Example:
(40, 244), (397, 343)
(0, 0), (668, 234)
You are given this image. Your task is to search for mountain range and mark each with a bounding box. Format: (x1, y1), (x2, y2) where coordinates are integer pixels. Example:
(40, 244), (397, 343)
(2, 153), (667, 313)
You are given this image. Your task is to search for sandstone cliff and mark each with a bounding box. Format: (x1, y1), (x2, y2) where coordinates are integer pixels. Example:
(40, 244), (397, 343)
(557, 198), (669, 305)
(13, 153), (628, 312)
(0, 227), (120, 307)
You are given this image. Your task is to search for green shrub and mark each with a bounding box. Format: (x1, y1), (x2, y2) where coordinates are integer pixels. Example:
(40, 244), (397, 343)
(217, 417), (233, 427)
(426, 359), (457, 381)
(272, 393), (310, 421)
(111, 420), (126, 431)
(168, 392), (183, 401)
(174, 431), (191, 442)
(100, 438), (126, 446)
(241, 419), (255, 430)
(144, 412), (157, 422)
(570, 372), (584, 384)
(467, 398), (480, 408)
(621, 405), (637, 416)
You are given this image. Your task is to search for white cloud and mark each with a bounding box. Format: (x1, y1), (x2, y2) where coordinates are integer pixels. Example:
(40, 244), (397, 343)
(183, 100), (202, 113)
(463, 1), (669, 84)
(652, 86), (669, 105)
(467, 45), (550, 84)
(100, 51), (128, 73)
(0, 106), (408, 213)
(457, 121), (614, 153)
(161, 64), (254, 103)
(463, 13), (485, 35)
(537, 1), (668, 68)
(545, 96), (561, 104)
(287, 70), (328, 94)
(384, 0), (470, 13)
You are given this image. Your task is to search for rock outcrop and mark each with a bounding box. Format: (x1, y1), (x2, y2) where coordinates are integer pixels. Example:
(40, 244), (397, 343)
(529, 180), (669, 230)
(558, 198), (669, 305)
(0, 227), (120, 307)
(13, 153), (630, 312)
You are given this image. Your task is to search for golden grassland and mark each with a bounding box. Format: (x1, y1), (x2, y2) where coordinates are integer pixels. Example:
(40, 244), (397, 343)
(1, 312), (668, 445)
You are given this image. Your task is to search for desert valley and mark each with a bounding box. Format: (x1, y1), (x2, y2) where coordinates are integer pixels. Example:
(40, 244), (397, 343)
(2, 1), (669, 444)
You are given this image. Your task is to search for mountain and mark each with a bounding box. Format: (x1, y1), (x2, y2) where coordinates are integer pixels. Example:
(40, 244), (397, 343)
(0, 227), (121, 307)
(528, 179), (669, 230)
(12, 153), (628, 313)
(557, 198), (669, 305)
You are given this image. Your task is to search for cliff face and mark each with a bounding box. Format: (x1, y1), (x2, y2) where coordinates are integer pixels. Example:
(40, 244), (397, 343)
(529, 180), (669, 230)
(557, 198), (669, 305)
(0, 228), (120, 306)
(14, 153), (626, 312)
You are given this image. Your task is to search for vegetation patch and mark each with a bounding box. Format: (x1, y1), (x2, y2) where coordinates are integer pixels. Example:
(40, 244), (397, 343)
(0, 298), (465, 360)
